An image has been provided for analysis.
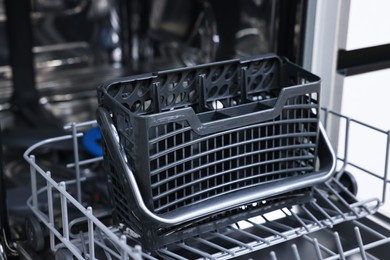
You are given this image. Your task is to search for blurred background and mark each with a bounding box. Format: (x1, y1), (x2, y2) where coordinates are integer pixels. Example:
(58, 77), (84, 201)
(0, 0), (308, 130)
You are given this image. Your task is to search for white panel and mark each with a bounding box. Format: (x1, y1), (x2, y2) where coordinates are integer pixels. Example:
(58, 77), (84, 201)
(345, 0), (390, 50)
(340, 69), (390, 129)
(339, 68), (390, 215)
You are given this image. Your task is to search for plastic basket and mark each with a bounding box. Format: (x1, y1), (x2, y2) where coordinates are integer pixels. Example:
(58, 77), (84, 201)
(97, 54), (336, 250)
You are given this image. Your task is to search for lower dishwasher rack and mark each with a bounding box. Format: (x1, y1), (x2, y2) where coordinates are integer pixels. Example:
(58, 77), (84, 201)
(21, 108), (390, 260)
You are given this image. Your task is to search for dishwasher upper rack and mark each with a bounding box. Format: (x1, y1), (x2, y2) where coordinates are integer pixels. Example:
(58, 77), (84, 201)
(21, 108), (390, 259)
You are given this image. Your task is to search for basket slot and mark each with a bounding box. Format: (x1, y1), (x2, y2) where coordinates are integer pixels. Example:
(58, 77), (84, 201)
(240, 66), (249, 103)
(198, 74), (208, 112)
(197, 111), (231, 123)
(152, 82), (161, 113)
(217, 102), (274, 117)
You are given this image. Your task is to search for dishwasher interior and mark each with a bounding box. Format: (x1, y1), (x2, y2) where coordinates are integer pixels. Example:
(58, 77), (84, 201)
(16, 107), (390, 260)
(1, 0), (390, 259)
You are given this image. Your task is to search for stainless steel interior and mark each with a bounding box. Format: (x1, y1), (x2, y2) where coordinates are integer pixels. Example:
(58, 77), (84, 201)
(0, 0), (305, 126)
(2, 0), (390, 259)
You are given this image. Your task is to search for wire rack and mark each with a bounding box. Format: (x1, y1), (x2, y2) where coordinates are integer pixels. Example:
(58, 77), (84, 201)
(22, 108), (390, 259)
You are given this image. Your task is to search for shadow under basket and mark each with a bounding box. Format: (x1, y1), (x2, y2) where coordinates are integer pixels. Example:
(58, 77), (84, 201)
(97, 54), (336, 251)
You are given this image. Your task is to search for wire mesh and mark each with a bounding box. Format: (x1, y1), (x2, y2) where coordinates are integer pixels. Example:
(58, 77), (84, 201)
(22, 108), (390, 259)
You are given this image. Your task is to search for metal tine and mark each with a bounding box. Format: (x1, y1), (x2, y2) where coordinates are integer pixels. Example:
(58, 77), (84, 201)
(177, 242), (216, 260)
(193, 237), (235, 257)
(264, 214), (321, 247)
(265, 208), (316, 234)
(142, 252), (160, 260)
(95, 228), (125, 259)
(257, 218), (292, 232)
(87, 207), (95, 260)
(279, 207), (291, 217)
(158, 248), (189, 260)
(246, 219), (288, 239)
(270, 251), (278, 260)
(300, 204), (323, 228)
(59, 182), (70, 241)
(66, 156), (103, 168)
(46, 171), (55, 252)
(334, 231), (346, 260)
(280, 206), (322, 230)
(310, 200), (335, 227)
(123, 241), (143, 260)
(260, 212), (288, 228)
(94, 239), (121, 259)
(382, 130), (390, 203)
(79, 231), (87, 258)
(30, 155), (38, 210)
(351, 220), (387, 240)
(287, 207), (310, 232)
(119, 235), (131, 260)
(332, 178), (374, 215)
(301, 235), (336, 257)
(354, 226), (367, 260)
(63, 120), (98, 129)
(291, 244), (301, 260)
(382, 131), (390, 205)
(312, 238), (323, 260)
(71, 122), (82, 204)
(132, 245), (143, 260)
(212, 232), (253, 250)
(336, 117), (350, 179)
(226, 225), (270, 245)
(324, 182), (360, 217)
(332, 178), (358, 202)
(313, 187), (346, 219)
(95, 228), (114, 260)
(283, 206), (315, 227)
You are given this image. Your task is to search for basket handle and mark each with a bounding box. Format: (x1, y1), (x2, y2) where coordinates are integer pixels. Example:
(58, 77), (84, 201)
(97, 107), (336, 226)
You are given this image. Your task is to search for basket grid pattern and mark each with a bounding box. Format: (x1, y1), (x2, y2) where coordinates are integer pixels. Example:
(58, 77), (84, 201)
(107, 157), (143, 234)
(147, 93), (318, 214)
(98, 55), (325, 249)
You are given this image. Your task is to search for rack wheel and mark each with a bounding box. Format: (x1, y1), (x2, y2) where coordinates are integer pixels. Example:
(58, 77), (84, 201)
(55, 248), (74, 260)
(337, 170), (358, 203)
(25, 216), (45, 252)
(338, 170), (358, 196)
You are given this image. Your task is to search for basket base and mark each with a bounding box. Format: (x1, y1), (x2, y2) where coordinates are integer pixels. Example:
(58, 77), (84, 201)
(121, 189), (313, 251)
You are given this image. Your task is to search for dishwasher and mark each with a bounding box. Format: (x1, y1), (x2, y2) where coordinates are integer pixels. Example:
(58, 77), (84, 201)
(1, 0), (390, 259)
(14, 55), (390, 259)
